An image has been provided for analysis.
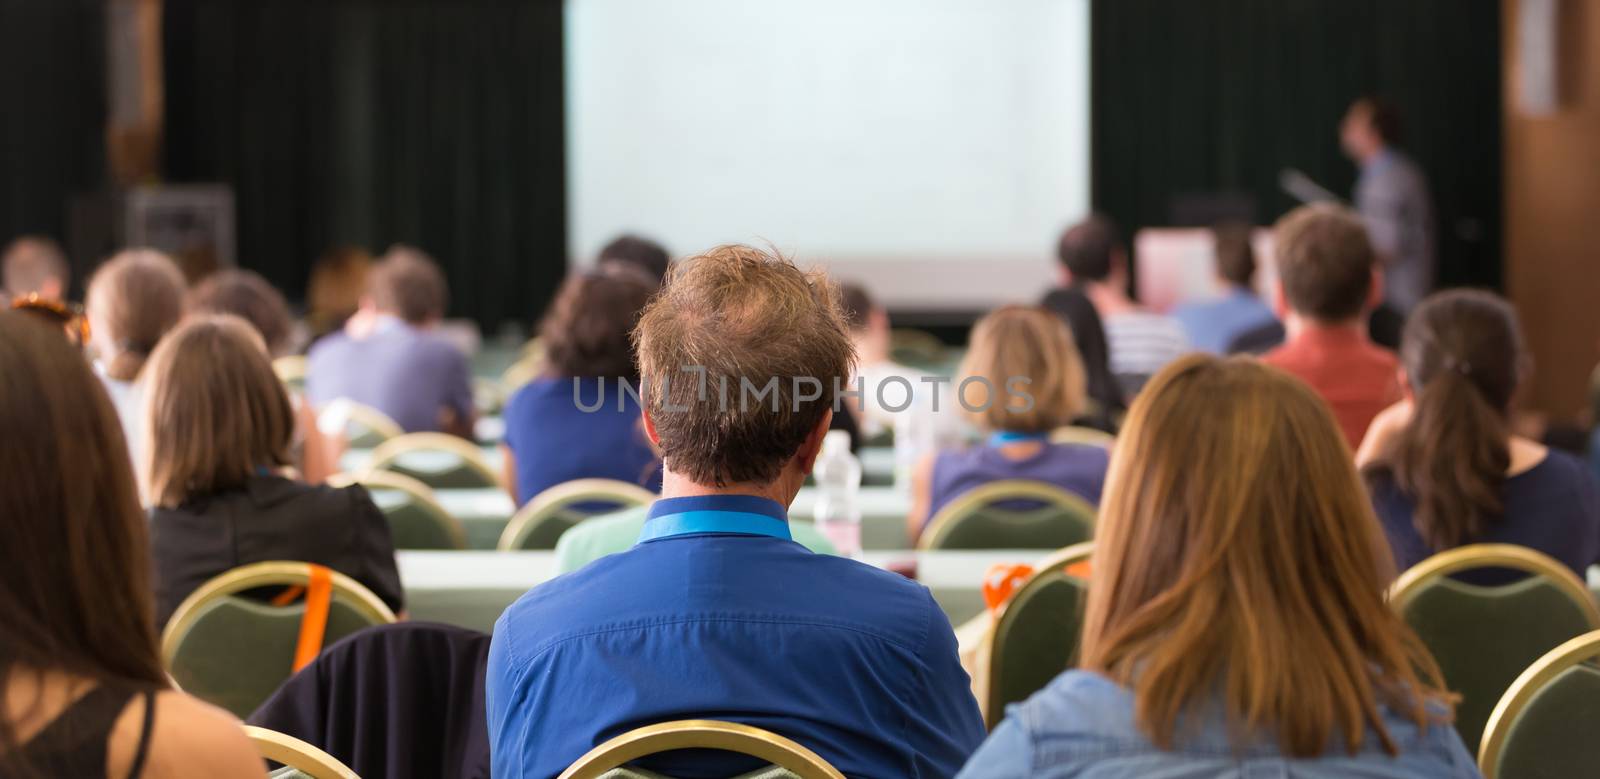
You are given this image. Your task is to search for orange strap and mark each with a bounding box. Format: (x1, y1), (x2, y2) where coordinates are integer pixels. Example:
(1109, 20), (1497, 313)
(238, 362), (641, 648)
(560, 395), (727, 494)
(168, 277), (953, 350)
(291, 565), (334, 673)
(983, 560), (1095, 613)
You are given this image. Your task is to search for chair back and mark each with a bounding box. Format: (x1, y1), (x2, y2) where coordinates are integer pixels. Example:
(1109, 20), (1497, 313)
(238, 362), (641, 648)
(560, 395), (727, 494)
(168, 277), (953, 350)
(558, 720), (844, 779)
(162, 562), (397, 718)
(330, 471), (466, 550)
(319, 399), (405, 450)
(1048, 425), (1115, 449)
(273, 356), (309, 393)
(919, 480), (1095, 551)
(369, 432), (500, 489)
(1479, 629), (1600, 778)
(499, 479), (658, 550)
(983, 543), (1093, 729)
(888, 328), (946, 371)
(1389, 544), (1600, 752)
(247, 726), (361, 779)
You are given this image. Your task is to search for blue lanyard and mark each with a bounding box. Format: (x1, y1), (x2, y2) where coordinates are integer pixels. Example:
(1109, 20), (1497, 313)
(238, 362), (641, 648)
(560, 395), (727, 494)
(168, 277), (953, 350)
(988, 431), (1049, 447)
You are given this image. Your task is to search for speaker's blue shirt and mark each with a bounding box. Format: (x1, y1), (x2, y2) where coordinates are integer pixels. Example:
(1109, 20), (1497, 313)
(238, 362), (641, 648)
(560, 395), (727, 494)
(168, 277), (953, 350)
(486, 494), (985, 779)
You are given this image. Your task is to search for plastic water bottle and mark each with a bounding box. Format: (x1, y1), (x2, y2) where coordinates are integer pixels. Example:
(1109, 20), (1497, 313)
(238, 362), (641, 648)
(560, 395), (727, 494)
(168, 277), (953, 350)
(813, 429), (863, 559)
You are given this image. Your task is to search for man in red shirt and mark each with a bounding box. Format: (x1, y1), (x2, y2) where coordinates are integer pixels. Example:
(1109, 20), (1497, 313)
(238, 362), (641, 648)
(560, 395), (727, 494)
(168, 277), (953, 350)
(1262, 204), (1402, 450)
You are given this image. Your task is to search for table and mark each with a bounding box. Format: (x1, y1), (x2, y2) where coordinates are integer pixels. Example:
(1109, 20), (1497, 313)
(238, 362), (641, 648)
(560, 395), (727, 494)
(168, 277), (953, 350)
(427, 486), (915, 551)
(399, 549), (1044, 634)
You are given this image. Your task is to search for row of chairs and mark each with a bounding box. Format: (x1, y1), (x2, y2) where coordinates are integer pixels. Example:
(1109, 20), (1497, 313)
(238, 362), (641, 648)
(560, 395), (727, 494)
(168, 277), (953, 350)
(973, 541), (1600, 778)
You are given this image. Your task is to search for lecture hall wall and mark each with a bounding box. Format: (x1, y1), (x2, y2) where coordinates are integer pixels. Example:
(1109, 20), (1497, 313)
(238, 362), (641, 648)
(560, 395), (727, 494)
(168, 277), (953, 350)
(1503, 0), (1600, 418)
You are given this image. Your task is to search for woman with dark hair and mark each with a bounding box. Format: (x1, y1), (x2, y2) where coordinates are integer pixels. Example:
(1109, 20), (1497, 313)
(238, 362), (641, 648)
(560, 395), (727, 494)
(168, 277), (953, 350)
(500, 268), (663, 505)
(1359, 289), (1600, 581)
(0, 312), (263, 777)
(1040, 284), (1122, 431)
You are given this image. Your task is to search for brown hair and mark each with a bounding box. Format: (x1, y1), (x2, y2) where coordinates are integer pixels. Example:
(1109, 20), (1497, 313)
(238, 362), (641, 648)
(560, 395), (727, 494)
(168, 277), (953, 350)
(143, 315), (294, 508)
(1056, 214), (1122, 282)
(634, 244), (854, 486)
(838, 282), (875, 332)
(1351, 96), (1404, 146)
(598, 234), (671, 283)
(368, 245), (448, 324)
(1364, 290), (1520, 550)
(86, 249), (187, 381)
(958, 305), (1086, 434)
(2, 236), (69, 298)
(308, 245), (372, 334)
(1273, 204), (1375, 323)
(1082, 355), (1451, 757)
(187, 269), (294, 356)
(0, 312), (166, 775)
(1212, 222), (1256, 288)
(539, 270), (655, 381)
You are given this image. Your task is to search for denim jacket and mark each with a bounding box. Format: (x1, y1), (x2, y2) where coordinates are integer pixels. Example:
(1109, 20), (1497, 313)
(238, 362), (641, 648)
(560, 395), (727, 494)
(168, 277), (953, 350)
(957, 671), (1481, 778)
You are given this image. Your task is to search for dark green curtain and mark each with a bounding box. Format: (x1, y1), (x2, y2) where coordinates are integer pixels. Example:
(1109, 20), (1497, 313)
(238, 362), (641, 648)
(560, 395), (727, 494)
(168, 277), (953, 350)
(0, 0), (105, 288)
(162, 0), (566, 330)
(1092, 0), (1502, 291)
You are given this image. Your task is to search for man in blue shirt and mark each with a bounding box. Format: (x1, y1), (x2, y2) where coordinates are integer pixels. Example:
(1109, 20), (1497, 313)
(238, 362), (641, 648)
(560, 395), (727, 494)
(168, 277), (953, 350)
(1171, 223), (1279, 354)
(487, 244), (985, 779)
(1340, 97), (1435, 314)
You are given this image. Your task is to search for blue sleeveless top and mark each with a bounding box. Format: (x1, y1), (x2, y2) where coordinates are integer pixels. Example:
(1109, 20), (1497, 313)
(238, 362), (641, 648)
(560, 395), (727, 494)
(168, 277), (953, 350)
(503, 376), (663, 505)
(924, 441), (1109, 528)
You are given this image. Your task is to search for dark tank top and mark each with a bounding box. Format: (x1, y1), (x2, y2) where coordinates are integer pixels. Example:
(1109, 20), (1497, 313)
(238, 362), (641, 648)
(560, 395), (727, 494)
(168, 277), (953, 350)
(1, 684), (156, 779)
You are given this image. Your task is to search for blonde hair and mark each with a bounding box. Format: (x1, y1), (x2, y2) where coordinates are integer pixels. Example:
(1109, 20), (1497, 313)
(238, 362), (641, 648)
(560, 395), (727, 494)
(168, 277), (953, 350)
(142, 315), (294, 508)
(957, 305), (1086, 433)
(86, 249), (187, 381)
(1081, 355), (1452, 757)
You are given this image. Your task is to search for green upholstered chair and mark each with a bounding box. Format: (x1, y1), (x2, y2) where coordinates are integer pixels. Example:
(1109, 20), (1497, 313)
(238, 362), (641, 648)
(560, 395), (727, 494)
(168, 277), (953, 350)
(317, 399), (405, 450)
(368, 432), (500, 490)
(248, 726), (360, 779)
(597, 769), (795, 779)
(163, 563), (397, 719)
(499, 479), (657, 551)
(1479, 629), (1600, 778)
(919, 480), (1096, 551)
(1389, 544), (1600, 753)
(330, 470), (466, 550)
(559, 720), (843, 779)
(981, 542), (1093, 730)
(888, 328), (946, 371)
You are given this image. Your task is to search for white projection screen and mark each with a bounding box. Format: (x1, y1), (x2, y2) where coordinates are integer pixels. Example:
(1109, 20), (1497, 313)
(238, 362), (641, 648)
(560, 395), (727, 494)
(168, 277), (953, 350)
(566, 0), (1090, 310)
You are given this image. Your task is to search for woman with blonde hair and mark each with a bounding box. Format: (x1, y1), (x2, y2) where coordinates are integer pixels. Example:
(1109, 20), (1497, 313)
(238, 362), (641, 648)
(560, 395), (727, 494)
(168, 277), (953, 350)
(907, 305), (1109, 541)
(958, 355), (1475, 777)
(85, 249), (187, 466)
(0, 312), (264, 778)
(143, 315), (403, 627)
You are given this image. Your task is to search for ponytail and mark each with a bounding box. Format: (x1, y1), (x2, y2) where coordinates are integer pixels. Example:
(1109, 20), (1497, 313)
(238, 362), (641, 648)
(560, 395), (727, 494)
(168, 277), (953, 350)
(1382, 370), (1510, 549)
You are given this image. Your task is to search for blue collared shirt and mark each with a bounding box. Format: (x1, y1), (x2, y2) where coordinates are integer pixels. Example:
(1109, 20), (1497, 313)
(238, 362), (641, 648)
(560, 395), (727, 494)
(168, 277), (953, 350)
(1171, 287), (1278, 355)
(486, 494), (986, 779)
(957, 671), (1479, 778)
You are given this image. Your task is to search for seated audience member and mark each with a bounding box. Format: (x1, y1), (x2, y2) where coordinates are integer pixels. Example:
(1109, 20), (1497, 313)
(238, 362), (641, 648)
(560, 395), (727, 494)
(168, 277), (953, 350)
(1261, 203), (1402, 449)
(1, 235), (69, 301)
(0, 312), (265, 778)
(838, 282), (968, 445)
(188, 269), (335, 483)
(1359, 290), (1600, 582)
(145, 316), (404, 628)
(85, 249), (188, 468)
(305, 245), (373, 343)
(305, 245), (474, 436)
(1172, 222), (1278, 353)
(597, 233), (671, 285)
(907, 306), (1110, 540)
(554, 504), (836, 573)
(1039, 283), (1124, 428)
(959, 355), (1475, 777)
(487, 245), (985, 778)
(1055, 215), (1188, 397)
(501, 268), (663, 505)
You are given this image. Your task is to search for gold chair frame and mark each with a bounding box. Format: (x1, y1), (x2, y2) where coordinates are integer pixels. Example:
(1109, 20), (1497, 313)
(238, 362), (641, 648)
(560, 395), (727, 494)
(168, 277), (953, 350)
(273, 355), (308, 387)
(329, 470), (467, 549)
(244, 726), (361, 779)
(368, 432), (501, 489)
(977, 542), (1095, 728)
(1387, 544), (1600, 627)
(160, 561), (398, 669)
(498, 478), (658, 551)
(318, 400), (405, 446)
(918, 480), (1097, 551)
(1478, 629), (1600, 777)
(556, 719), (845, 779)
(1048, 425), (1115, 449)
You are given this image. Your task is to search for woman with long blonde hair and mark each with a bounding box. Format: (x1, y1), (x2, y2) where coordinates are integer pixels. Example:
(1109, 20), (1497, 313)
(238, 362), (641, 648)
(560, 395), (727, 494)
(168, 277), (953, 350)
(958, 355), (1476, 777)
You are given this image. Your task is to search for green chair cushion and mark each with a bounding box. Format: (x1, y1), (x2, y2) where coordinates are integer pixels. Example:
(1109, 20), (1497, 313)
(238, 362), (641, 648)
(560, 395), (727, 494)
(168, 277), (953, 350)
(1401, 576), (1597, 751)
(597, 767), (796, 779)
(989, 571), (1087, 721)
(169, 595), (383, 718)
(367, 487), (461, 549)
(514, 503), (632, 550)
(381, 450), (495, 490)
(268, 768), (312, 779)
(934, 504), (1092, 550)
(1494, 662), (1600, 778)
